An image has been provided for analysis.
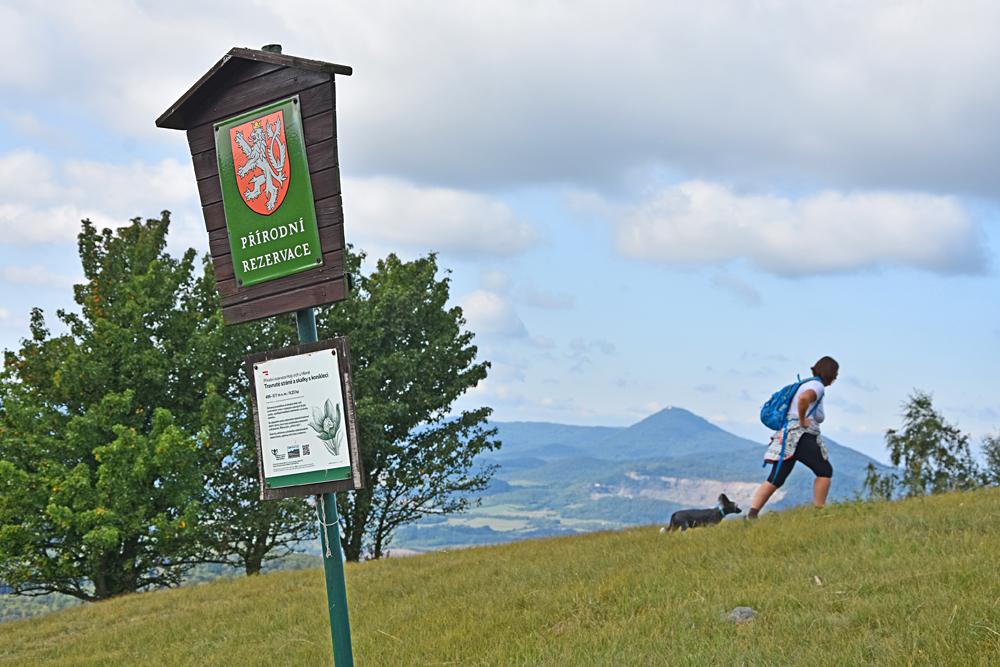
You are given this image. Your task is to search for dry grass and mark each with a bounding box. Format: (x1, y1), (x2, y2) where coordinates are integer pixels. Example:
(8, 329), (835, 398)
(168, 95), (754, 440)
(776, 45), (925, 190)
(2, 488), (998, 666)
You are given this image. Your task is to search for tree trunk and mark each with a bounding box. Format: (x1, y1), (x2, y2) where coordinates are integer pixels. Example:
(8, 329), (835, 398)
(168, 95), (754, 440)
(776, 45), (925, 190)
(244, 529), (268, 575)
(342, 495), (367, 562)
(342, 532), (362, 562)
(245, 556), (262, 576)
(93, 565), (109, 600)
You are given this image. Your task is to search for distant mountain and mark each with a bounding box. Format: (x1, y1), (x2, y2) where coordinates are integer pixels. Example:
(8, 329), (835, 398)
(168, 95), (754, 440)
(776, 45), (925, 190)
(393, 407), (891, 552)
(588, 406), (761, 459)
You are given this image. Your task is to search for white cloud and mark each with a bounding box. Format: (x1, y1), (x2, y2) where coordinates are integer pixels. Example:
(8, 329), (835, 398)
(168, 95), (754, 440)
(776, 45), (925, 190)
(527, 335), (556, 350)
(8, 3), (1000, 195)
(566, 189), (620, 223)
(710, 272), (762, 307)
(571, 338), (615, 356)
(827, 396), (866, 416)
(569, 337), (616, 372)
(0, 111), (75, 149)
(0, 149), (204, 251)
(62, 158), (193, 215)
(480, 269), (512, 293)
(536, 396), (574, 412)
(3, 111), (46, 137)
(518, 286), (575, 310)
(740, 351), (789, 364)
(474, 272), (575, 310)
(344, 177), (538, 258)
(0, 150), (59, 200)
(0, 204), (113, 245)
(0, 5), (46, 89)
(0, 266), (79, 289)
(320, 1), (1000, 196)
(1, 3), (249, 140)
(952, 405), (1000, 423)
(844, 377), (879, 393)
(616, 181), (987, 276)
(456, 290), (527, 338)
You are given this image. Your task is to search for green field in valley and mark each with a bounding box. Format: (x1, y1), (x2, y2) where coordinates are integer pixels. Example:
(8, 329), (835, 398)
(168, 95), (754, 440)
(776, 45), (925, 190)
(1, 488), (998, 666)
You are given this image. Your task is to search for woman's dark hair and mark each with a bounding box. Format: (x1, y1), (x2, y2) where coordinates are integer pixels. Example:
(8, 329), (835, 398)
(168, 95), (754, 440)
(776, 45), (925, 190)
(811, 356), (839, 385)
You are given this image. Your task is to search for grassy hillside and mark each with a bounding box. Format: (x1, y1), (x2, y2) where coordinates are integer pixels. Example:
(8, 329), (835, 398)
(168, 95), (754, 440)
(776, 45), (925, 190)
(2, 489), (998, 666)
(0, 554), (321, 624)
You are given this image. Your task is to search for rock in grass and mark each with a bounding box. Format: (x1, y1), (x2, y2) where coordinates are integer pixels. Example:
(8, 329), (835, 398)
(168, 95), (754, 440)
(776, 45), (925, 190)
(725, 607), (756, 624)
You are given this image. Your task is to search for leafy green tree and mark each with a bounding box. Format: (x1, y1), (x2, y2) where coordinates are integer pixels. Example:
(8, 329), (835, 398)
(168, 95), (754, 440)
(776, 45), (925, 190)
(0, 215), (225, 599)
(316, 251), (499, 560)
(869, 391), (983, 498)
(982, 433), (1000, 486)
(0, 215), (317, 598)
(193, 313), (317, 576)
(862, 462), (896, 500)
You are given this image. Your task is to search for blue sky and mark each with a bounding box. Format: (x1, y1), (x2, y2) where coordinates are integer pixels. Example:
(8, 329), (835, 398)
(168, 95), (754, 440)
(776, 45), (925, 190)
(1, 2), (998, 464)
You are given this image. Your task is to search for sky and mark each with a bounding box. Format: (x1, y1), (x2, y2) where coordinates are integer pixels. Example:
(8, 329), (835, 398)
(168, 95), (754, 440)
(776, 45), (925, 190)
(1, 1), (998, 464)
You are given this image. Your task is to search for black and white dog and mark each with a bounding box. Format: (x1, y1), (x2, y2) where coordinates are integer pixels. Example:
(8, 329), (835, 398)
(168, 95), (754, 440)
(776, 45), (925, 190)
(662, 493), (742, 532)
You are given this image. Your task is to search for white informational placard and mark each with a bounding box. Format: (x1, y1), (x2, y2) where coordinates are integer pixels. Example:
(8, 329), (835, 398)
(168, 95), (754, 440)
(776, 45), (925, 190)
(252, 347), (352, 487)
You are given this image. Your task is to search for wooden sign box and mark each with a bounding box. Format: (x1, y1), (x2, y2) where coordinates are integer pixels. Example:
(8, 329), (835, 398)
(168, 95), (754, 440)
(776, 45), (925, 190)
(156, 48), (352, 324)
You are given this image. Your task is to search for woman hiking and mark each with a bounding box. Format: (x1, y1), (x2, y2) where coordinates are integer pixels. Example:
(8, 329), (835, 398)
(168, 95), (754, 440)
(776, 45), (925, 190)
(748, 356), (839, 518)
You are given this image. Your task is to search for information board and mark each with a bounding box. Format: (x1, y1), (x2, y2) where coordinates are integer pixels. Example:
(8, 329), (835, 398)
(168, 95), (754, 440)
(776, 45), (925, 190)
(246, 338), (363, 499)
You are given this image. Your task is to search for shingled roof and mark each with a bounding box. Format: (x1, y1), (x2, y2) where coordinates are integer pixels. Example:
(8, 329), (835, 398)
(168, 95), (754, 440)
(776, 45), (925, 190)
(156, 47), (352, 130)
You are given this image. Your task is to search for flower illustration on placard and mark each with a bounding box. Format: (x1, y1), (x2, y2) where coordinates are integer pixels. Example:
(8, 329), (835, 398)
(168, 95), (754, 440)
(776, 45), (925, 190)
(308, 398), (343, 456)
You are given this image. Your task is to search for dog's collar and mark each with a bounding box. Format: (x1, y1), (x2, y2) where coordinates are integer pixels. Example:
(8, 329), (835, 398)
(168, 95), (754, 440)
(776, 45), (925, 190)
(717, 505), (725, 516)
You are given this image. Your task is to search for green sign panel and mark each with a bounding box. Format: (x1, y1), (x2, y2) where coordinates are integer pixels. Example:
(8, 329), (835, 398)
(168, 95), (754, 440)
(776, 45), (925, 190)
(215, 95), (323, 287)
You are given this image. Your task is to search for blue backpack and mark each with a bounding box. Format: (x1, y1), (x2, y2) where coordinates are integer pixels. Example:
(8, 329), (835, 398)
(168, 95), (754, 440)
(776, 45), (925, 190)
(759, 375), (821, 431)
(760, 375), (823, 475)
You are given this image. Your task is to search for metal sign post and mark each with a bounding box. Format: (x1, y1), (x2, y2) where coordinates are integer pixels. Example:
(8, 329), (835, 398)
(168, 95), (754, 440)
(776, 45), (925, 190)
(296, 306), (353, 667)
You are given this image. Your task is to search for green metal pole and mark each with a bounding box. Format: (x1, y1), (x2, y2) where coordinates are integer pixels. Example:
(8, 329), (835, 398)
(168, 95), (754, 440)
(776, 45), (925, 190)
(296, 307), (354, 666)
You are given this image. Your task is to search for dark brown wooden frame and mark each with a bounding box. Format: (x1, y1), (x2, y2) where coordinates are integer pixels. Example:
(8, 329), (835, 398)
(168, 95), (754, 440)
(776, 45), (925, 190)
(245, 337), (364, 500)
(157, 48), (352, 324)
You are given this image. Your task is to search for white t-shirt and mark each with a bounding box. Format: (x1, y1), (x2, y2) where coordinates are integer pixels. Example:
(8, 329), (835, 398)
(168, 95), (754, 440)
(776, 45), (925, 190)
(787, 379), (825, 425)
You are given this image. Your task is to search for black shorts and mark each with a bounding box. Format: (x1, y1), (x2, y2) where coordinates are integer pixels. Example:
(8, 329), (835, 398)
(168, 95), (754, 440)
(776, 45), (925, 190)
(766, 432), (833, 487)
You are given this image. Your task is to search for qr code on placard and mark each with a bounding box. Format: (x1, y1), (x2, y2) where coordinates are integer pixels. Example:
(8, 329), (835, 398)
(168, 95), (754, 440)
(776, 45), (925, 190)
(302, 443), (311, 456)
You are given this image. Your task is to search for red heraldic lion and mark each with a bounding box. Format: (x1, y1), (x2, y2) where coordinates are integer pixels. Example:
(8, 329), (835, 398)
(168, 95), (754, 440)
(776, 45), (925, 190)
(230, 110), (290, 215)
